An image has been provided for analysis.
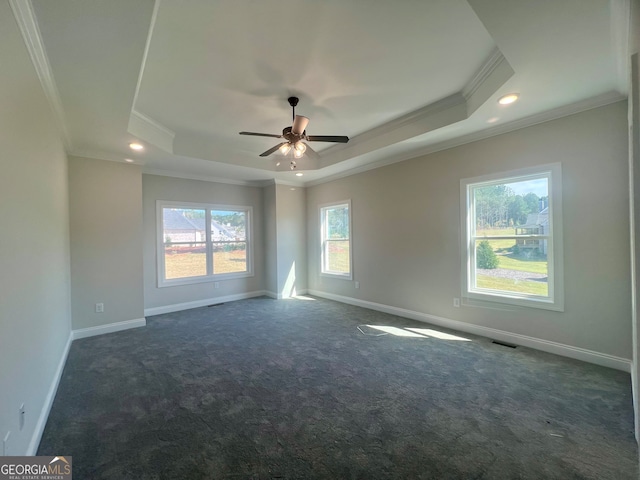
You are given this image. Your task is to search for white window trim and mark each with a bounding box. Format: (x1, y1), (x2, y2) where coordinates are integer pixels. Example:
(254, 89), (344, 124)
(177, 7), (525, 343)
(460, 164), (564, 311)
(320, 199), (353, 280)
(157, 200), (254, 288)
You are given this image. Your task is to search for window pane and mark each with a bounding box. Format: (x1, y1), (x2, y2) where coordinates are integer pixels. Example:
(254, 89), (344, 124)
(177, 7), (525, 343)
(463, 166), (561, 310)
(211, 210), (246, 241)
(326, 206), (349, 239)
(473, 178), (548, 232)
(163, 208), (206, 244)
(325, 240), (350, 274)
(474, 238), (548, 297)
(164, 244), (207, 279)
(213, 242), (247, 274)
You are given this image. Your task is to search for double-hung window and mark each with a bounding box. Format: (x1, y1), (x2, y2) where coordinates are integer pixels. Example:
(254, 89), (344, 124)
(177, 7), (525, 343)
(157, 201), (252, 287)
(320, 200), (352, 279)
(461, 164), (563, 310)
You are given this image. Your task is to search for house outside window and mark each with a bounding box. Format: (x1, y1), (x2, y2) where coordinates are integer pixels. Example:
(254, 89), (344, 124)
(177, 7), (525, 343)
(157, 201), (253, 287)
(460, 164), (563, 311)
(320, 200), (352, 279)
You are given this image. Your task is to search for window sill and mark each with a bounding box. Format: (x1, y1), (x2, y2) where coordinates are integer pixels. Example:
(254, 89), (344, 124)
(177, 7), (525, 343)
(320, 272), (353, 281)
(465, 289), (564, 312)
(158, 271), (254, 288)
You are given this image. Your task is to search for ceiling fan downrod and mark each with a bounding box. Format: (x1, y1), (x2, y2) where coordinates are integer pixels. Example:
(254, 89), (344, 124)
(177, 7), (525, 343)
(288, 96), (299, 122)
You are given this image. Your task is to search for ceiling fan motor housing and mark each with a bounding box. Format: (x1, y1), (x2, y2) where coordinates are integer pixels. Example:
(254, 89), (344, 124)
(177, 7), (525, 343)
(282, 126), (305, 143)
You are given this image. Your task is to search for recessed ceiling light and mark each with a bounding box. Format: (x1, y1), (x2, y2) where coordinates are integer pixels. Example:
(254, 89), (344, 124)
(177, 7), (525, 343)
(129, 142), (144, 151)
(498, 93), (519, 105)
(487, 117), (500, 124)
(295, 172), (303, 177)
(290, 188), (296, 191)
(125, 158), (134, 163)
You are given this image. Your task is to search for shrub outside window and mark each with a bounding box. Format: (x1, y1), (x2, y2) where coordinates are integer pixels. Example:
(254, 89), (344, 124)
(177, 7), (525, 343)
(157, 201), (252, 287)
(460, 164), (563, 311)
(320, 201), (352, 279)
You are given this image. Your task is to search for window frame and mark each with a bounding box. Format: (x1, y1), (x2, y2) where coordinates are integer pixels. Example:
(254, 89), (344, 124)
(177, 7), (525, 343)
(320, 200), (353, 280)
(157, 200), (253, 288)
(460, 164), (564, 311)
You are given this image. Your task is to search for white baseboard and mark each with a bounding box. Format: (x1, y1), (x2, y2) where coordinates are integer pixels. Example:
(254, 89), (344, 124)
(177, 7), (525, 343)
(265, 289), (309, 300)
(288, 288), (309, 299)
(144, 290), (267, 316)
(26, 331), (73, 455)
(72, 318), (147, 340)
(308, 289), (632, 373)
(632, 361), (639, 443)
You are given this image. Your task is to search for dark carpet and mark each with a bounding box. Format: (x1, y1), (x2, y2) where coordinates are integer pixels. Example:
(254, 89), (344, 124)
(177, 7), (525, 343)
(38, 296), (638, 479)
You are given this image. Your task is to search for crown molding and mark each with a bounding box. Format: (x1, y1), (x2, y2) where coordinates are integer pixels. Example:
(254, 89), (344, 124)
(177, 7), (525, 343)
(463, 48), (507, 100)
(259, 178), (277, 187)
(128, 109), (175, 152)
(323, 92), (467, 159)
(319, 92), (468, 167)
(273, 178), (304, 187)
(319, 50), (514, 169)
(610, 0), (631, 94)
(68, 149), (129, 164)
(69, 150), (297, 188)
(141, 167), (266, 187)
(9, 0), (72, 150)
(464, 49), (514, 116)
(140, 169), (304, 188)
(306, 92), (626, 187)
(130, 0), (160, 111)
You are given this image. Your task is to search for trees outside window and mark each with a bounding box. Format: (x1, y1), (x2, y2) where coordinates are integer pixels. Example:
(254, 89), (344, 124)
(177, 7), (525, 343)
(320, 201), (352, 279)
(461, 165), (563, 311)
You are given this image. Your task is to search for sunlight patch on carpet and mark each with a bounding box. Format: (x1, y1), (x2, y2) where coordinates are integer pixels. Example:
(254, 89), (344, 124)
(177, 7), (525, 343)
(357, 325), (471, 341)
(406, 328), (471, 342)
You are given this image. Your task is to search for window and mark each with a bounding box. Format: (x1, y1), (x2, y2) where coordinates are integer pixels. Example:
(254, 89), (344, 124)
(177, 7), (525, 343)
(157, 201), (252, 287)
(320, 201), (352, 279)
(460, 164), (563, 310)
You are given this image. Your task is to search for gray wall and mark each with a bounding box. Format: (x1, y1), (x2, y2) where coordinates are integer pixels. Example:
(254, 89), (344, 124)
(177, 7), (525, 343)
(307, 102), (631, 359)
(263, 184), (278, 296)
(629, 0), (640, 441)
(275, 185), (307, 297)
(143, 174), (265, 310)
(0, 0), (72, 455)
(68, 156), (144, 329)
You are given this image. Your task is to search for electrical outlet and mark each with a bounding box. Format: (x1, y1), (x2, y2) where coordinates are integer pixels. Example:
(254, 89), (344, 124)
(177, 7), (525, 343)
(214, 282), (220, 289)
(19, 404), (25, 430)
(354, 281), (360, 289)
(95, 303), (104, 313)
(453, 297), (460, 308)
(3, 431), (10, 456)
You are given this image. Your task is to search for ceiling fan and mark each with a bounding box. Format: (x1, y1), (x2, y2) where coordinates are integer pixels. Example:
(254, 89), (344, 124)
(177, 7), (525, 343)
(239, 97), (349, 159)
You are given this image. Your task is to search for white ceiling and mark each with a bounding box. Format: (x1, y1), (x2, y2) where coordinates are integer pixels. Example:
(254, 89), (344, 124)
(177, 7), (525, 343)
(19, 0), (628, 186)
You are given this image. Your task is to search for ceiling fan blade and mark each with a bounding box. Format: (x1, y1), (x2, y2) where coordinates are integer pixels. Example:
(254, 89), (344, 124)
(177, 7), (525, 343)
(291, 115), (309, 135)
(239, 131), (282, 138)
(307, 135), (349, 143)
(259, 142), (288, 157)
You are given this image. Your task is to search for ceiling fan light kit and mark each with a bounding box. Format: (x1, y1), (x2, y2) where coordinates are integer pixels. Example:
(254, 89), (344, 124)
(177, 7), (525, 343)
(279, 143), (292, 155)
(239, 96), (349, 164)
